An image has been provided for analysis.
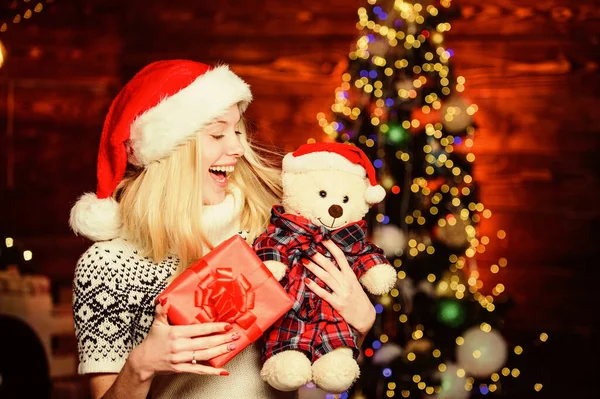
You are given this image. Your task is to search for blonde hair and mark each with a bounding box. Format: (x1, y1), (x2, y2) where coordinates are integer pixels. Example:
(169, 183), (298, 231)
(115, 116), (282, 270)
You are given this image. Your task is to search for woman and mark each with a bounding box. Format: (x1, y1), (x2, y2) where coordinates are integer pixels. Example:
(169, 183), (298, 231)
(70, 60), (376, 398)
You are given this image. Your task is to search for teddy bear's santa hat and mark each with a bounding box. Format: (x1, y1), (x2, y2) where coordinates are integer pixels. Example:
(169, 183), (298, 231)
(282, 142), (386, 205)
(69, 60), (252, 242)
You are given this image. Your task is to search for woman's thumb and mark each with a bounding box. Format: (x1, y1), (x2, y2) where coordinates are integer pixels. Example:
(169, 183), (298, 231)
(154, 300), (170, 324)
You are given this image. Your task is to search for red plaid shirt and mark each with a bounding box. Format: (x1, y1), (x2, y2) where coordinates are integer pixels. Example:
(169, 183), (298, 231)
(254, 205), (389, 323)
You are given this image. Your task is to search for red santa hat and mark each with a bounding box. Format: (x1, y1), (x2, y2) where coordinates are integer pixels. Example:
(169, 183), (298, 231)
(69, 60), (252, 241)
(282, 142), (386, 205)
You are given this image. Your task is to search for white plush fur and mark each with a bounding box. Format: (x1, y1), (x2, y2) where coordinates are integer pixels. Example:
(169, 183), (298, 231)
(260, 350), (312, 391)
(312, 348), (360, 394)
(283, 151), (386, 205)
(282, 170), (370, 230)
(283, 151), (367, 179)
(264, 260), (287, 282)
(365, 184), (386, 204)
(129, 65), (252, 166)
(69, 193), (121, 241)
(359, 263), (398, 295)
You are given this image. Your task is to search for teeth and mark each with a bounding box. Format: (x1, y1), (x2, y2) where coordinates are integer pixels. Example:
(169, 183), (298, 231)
(209, 165), (235, 174)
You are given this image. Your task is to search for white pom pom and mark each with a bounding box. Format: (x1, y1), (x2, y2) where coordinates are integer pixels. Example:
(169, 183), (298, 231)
(69, 193), (121, 242)
(359, 264), (397, 295)
(365, 184), (386, 204)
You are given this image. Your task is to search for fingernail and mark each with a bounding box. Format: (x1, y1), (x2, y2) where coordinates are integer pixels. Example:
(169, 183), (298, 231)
(301, 259), (309, 265)
(231, 333), (240, 341)
(228, 343), (236, 351)
(304, 278), (311, 285)
(220, 371), (230, 376)
(224, 324), (233, 331)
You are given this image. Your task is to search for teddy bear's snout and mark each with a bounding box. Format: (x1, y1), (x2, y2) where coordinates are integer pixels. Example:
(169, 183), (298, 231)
(328, 204), (344, 219)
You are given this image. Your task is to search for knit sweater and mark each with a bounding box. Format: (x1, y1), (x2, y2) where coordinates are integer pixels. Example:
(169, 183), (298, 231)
(72, 189), (295, 399)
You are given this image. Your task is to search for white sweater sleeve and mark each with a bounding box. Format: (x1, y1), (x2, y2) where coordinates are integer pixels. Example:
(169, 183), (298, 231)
(72, 243), (133, 374)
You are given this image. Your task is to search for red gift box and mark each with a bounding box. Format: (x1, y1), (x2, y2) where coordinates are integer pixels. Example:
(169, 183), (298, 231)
(156, 234), (293, 367)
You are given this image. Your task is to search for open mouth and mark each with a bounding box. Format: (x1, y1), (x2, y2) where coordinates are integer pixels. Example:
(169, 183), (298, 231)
(209, 165), (235, 186)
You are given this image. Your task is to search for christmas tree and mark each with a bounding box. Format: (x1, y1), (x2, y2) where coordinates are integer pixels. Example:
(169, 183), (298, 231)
(317, 1), (545, 398)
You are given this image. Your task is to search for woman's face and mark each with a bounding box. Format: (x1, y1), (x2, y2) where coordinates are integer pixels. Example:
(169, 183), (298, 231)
(201, 104), (245, 205)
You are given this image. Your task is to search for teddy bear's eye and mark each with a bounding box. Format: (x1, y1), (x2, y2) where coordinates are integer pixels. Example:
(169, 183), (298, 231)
(319, 190), (327, 198)
(343, 195), (349, 203)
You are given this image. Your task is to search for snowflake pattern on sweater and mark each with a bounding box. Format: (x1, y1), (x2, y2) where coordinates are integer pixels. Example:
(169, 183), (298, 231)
(72, 238), (179, 374)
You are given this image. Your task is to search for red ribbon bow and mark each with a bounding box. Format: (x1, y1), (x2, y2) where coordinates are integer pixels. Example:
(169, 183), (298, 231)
(194, 267), (257, 330)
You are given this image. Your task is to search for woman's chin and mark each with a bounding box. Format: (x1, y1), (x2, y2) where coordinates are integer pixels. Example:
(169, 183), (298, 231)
(203, 191), (226, 205)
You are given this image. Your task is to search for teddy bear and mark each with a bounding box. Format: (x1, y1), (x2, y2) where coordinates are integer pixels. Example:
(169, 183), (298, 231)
(253, 142), (398, 393)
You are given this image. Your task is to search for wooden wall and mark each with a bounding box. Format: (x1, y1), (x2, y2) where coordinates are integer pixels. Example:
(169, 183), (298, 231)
(1, 0), (598, 337)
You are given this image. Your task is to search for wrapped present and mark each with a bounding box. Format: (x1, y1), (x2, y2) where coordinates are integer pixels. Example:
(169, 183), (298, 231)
(157, 234), (293, 367)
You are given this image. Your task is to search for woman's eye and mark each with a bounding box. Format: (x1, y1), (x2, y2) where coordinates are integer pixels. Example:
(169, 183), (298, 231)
(343, 196), (349, 203)
(211, 135), (225, 140)
(235, 130), (242, 135)
(319, 190), (327, 198)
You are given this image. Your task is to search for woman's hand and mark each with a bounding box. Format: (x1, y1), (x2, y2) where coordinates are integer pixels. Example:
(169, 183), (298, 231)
(127, 302), (239, 382)
(302, 240), (376, 338)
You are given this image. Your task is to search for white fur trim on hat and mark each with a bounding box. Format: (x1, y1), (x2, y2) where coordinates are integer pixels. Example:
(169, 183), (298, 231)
(69, 193), (121, 241)
(282, 151), (386, 204)
(129, 65), (252, 166)
(365, 184), (386, 204)
(282, 151), (366, 177)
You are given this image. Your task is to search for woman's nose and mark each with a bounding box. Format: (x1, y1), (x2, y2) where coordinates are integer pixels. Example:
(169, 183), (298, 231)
(227, 134), (245, 157)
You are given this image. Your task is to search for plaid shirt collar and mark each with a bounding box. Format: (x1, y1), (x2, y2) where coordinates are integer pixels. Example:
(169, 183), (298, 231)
(270, 205), (367, 245)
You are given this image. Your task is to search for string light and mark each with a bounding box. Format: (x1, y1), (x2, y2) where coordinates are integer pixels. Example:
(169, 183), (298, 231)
(1, 0), (56, 35)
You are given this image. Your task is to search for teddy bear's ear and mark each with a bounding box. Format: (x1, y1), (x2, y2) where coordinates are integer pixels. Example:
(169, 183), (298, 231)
(365, 184), (386, 204)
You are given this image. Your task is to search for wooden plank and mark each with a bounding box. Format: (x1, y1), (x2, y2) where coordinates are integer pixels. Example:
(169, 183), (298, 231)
(120, 37), (352, 67)
(474, 153), (600, 210)
(2, 186), (88, 237)
(450, 0), (600, 38)
(11, 131), (100, 189)
(119, 0), (600, 38)
(472, 209), (599, 266)
(123, 0), (363, 37)
(472, 262), (596, 332)
(0, 80), (115, 126)
(0, 27), (122, 79)
(0, 42), (122, 80)
(5, 0), (598, 47)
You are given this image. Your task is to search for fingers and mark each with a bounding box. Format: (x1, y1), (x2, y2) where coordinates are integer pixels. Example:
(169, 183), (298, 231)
(303, 258), (342, 292)
(321, 240), (354, 277)
(170, 322), (233, 339)
(154, 301), (170, 325)
(178, 332), (240, 352)
(196, 341), (237, 362)
(310, 251), (344, 277)
(171, 341), (236, 364)
(304, 277), (336, 306)
(173, 362), (229, 376)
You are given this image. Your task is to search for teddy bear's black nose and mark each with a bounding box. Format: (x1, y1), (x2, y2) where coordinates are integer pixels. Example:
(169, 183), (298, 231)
(328, 204), (343, 219)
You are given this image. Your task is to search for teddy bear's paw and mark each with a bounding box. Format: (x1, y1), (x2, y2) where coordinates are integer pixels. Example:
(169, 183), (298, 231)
(312, 347), (360, 394)
(260, 350), (312, 391)
(264, 260), (287, 282)
(359, 264), (397, 295)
